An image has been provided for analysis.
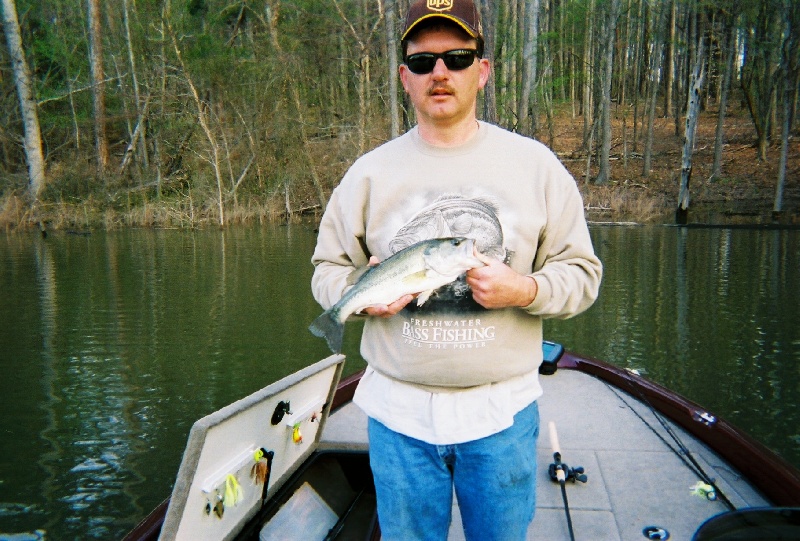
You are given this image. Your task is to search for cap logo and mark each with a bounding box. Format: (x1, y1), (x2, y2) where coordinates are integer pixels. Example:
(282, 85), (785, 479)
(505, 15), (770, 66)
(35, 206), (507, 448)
(427, 0), (454, 12)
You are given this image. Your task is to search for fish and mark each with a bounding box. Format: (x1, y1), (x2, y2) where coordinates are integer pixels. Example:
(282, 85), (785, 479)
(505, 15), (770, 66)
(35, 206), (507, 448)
(309, 237), (485, 353)
(389, 195), (507, 261)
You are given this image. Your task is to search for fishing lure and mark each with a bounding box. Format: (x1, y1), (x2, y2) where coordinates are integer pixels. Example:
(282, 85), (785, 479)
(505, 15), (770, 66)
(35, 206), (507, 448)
(251, 448), (270, 485)
(690, 481), (717, 501)
(223, 474), (243, 508)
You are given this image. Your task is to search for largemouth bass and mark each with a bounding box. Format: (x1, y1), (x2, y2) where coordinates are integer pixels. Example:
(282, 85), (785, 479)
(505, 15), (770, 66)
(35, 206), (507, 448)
(309, 237), (485, 353)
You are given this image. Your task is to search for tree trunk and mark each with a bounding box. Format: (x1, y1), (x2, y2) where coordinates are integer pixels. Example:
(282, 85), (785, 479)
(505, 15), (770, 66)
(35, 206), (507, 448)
(518, 0), (540, 136)
(333, 0), (383, 154)
(774, 77), (790, 215)
(664, 0), (676, 117)
(479, 0), (497, 123)
(2, 0), (46, 201)
(740, 1), (781, 162)
(265, 0), (328, 212)
(676, 32), (706, 224)
(595, 0), (621, 185)
(87, 0), (109, 172)
(643, 1), (668, 177)
(711, 15), (736, 181)
(168, 19), (226, 227)
(631, 0), (646, 153)
(121, 0), (148, 171)
(774, 0), (800, 215)
(384, 0), (400, 139)
(581, 0), (595, 149)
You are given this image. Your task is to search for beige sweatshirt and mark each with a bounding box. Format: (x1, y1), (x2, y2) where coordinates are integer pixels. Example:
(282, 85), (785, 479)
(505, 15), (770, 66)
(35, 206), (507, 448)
(311, 122), (602, 389)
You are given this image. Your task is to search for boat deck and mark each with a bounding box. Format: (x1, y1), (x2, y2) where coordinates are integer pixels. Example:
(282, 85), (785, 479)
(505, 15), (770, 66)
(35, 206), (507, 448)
(321, 368), (768, 540)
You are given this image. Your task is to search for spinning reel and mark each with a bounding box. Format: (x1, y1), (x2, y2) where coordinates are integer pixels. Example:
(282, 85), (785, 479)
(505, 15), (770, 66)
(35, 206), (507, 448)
(548, 456), (588, 484)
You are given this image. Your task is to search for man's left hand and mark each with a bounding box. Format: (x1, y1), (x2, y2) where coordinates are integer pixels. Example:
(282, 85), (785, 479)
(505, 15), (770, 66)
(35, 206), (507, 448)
(466, 250), (538, 309)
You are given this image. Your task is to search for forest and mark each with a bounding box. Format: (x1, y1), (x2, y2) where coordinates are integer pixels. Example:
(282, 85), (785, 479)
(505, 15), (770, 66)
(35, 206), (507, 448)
(1, 0), (799, 229)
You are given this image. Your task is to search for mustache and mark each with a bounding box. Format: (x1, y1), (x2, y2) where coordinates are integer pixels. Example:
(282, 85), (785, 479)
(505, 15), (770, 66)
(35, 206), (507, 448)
(427, 84), (456, 96)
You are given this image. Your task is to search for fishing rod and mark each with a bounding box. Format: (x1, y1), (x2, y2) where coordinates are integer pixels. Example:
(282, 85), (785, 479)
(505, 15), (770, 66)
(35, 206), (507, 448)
(548, 422), (587, 541)
(605, 381), (735, 512)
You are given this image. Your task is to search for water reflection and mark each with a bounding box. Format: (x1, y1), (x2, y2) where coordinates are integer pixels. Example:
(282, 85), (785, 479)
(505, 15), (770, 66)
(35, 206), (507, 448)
(0, 225), (798, 539)
(0, 227), (339, 539)
(547, 225), (800, 470)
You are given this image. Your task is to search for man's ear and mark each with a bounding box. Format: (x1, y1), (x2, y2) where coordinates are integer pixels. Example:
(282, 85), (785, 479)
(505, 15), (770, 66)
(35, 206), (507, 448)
(399, 64), (411, 94)
(477, 58), (491, 90)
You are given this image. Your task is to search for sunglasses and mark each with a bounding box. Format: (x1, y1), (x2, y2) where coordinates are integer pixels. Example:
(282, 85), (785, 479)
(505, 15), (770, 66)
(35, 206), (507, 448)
(404, 49), (479, 75)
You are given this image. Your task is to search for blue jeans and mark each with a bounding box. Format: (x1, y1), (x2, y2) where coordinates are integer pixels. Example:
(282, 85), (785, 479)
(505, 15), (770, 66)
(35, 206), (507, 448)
(368, 401), (539, 541)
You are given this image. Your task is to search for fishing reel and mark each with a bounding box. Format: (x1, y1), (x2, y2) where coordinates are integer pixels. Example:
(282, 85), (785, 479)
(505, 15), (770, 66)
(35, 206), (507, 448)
(548, 453), (588, 484)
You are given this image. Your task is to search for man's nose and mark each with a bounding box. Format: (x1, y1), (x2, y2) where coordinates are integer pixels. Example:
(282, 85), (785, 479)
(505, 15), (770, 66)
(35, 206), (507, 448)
(431, 58), (449, 77)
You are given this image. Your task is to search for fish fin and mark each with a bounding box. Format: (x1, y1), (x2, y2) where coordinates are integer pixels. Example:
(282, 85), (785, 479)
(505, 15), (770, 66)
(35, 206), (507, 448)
(400, 269), (431, 285)
(449, 213), (474, 236)
(434, 212), (451, 237)
(416, 289), (436, 306)
(346, 265), (372, 286)
(308, 310), (344, 353)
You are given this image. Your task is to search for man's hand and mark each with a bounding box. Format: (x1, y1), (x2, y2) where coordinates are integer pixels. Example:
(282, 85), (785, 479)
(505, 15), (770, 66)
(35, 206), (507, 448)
(362, 256), (415, 318)
(466, 250), (538, 309)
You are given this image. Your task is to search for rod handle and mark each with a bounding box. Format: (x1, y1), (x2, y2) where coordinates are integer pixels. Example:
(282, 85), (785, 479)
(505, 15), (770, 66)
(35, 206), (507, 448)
(549, 421), (561, 455)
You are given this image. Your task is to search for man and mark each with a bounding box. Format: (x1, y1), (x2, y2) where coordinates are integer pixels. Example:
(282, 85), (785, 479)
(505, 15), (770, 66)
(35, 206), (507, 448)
(311, 0), (602, 538)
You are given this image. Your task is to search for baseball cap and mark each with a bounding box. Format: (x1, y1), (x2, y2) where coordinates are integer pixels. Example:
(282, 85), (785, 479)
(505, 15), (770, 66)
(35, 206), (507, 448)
(401, 0), (484, 42)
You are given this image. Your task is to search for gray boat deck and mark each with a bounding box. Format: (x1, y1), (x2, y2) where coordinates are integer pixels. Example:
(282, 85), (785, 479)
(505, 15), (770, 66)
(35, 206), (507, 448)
(321, 368), (769, 540)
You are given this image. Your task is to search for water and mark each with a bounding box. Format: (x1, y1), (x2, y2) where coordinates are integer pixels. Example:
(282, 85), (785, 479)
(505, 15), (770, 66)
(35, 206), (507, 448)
(547, 226), (800, 460)
(0, 224), (798, 539)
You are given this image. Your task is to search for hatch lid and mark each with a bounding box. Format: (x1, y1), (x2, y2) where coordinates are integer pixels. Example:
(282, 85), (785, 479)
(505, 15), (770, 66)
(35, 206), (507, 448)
(159, 354), (345, 541)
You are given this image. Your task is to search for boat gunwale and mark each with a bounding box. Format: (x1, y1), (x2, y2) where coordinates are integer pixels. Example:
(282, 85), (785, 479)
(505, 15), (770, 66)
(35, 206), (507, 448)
(123, 349), (800, 540)
(557, 350), (800, 507)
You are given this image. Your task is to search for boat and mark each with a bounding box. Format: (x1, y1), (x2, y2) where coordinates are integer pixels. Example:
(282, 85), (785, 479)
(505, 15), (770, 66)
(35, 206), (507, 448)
(124, 343), (800, 540)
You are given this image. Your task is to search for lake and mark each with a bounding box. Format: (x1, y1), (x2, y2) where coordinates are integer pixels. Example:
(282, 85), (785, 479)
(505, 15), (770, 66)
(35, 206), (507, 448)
(0, 224), (798, 539)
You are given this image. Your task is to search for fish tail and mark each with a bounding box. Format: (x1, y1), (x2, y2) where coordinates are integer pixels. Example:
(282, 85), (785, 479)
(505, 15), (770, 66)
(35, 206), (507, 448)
(308, 310), (344, 354)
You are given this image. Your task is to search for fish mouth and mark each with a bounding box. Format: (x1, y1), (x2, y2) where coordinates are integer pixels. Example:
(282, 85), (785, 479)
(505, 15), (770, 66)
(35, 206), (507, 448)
(460, 238), (486, 267)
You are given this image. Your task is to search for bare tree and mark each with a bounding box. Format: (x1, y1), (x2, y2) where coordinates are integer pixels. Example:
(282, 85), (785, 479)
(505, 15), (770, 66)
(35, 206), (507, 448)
(479, 0), (498, 123)
(740, 0), (782, 162)
(711, 12), (737, 181)
(166, 8), (226, 226)
(664, 0), (676, 117)
(263, 0), (328, 212)
(518, 0), (540, 136)
(595, 0), (621, 185)
(87, 0), (109, 171)
(385, 0), (401, 139)
(581, 0), (595, 149)
(774, 0), (800, 216)
(120, 0), (149, 174)
(643, 0), (669, 177)
(676, 14), (707, 224)
(333, 0), (385, 154)
(2, 0), (46, 200)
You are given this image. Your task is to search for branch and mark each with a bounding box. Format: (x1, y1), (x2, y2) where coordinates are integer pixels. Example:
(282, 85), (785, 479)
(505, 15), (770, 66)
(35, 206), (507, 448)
(230, 154), (255, 195)
(37, 75), (125, 106)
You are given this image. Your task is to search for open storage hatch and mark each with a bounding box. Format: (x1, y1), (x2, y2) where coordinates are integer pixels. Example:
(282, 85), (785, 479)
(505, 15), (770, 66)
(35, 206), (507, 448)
(158, 355), (377, 541)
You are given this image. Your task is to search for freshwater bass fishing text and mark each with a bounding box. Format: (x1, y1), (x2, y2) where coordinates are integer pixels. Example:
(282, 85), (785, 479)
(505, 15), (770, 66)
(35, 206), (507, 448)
(402, 318), (495, 349)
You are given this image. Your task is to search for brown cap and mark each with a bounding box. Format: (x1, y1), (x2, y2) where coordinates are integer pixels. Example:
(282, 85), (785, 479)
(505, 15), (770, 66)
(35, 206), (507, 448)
(401, 0), (483, 42)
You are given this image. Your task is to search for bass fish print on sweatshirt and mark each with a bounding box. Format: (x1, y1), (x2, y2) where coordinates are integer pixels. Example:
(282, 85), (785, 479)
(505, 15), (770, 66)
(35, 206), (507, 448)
(389, 194), (510, 320)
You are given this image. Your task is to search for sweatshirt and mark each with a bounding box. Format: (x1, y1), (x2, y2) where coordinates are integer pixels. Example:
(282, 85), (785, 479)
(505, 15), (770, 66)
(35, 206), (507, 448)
(311, 121), (601, 391)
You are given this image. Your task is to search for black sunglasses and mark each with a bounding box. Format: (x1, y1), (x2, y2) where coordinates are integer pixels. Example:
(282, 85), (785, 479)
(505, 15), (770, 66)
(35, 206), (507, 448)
(404, 49), (479, 75)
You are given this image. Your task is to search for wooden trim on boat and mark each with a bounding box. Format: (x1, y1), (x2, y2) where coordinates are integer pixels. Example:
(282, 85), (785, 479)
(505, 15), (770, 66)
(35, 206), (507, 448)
(330, 369), (363, 411)
(558, 350), (800, 507)
(123, 498), (168, 541)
